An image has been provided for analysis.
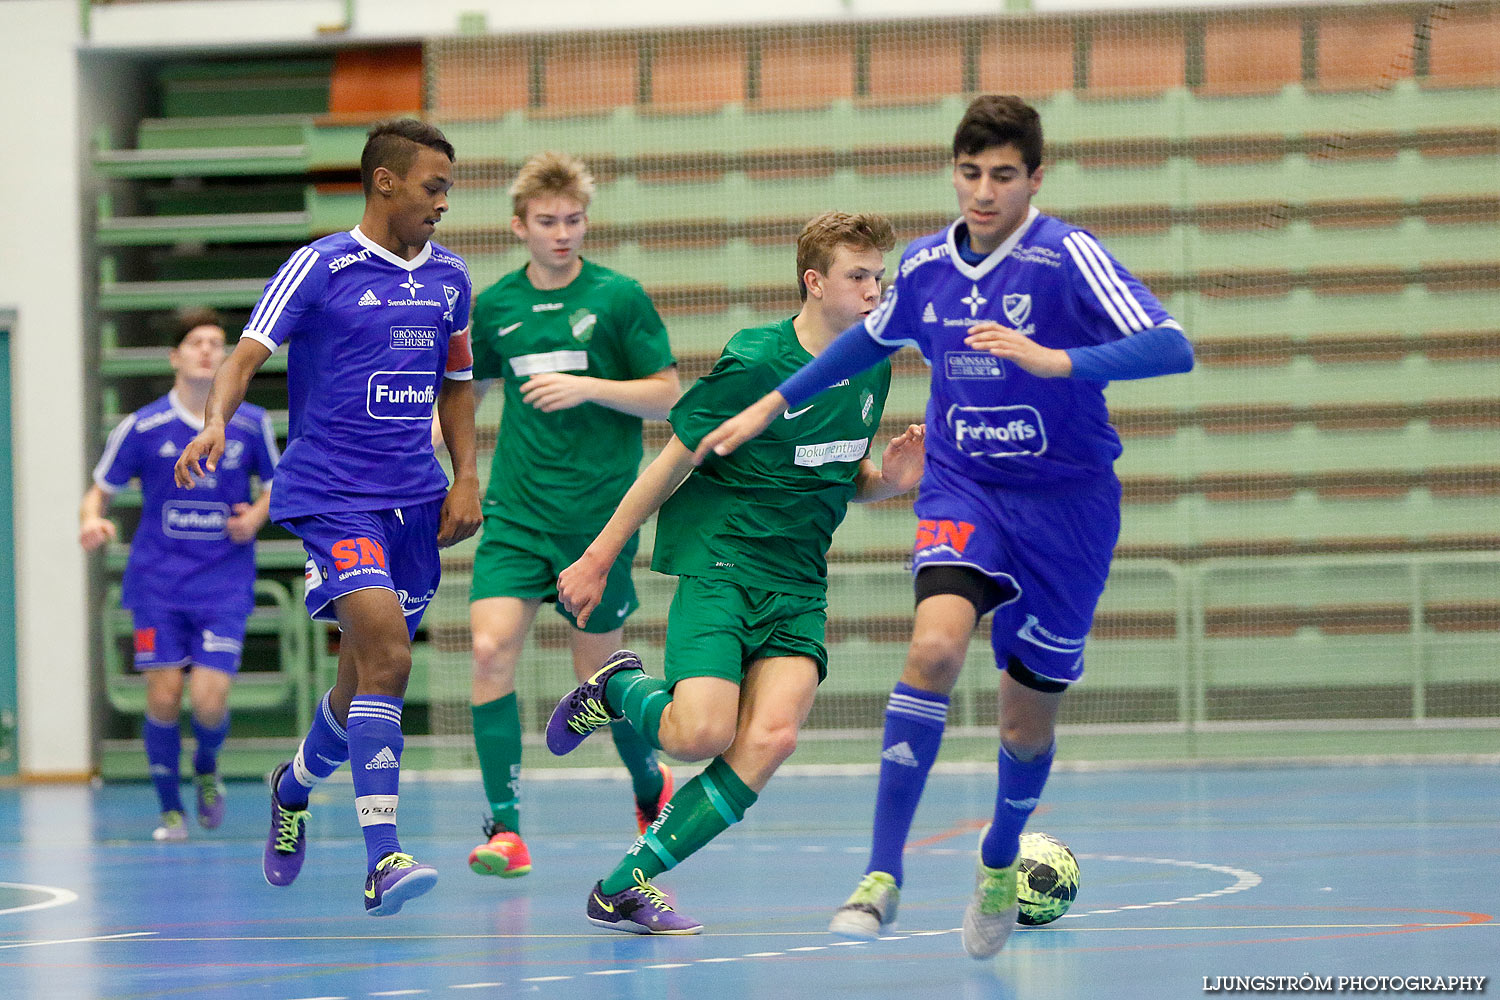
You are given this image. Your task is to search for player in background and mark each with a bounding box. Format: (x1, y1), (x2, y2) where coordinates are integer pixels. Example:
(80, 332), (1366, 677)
(82, 308), (277, 842)
(548, 212), (925, 934)
(175, 120), (481, 916)
(453, 152), (680, 880)
(694, 96), (1194, 958)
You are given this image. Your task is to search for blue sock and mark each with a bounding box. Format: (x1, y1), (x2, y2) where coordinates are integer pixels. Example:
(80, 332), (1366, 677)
(278, 690), (349, 809)
(981, 741), (1055, 869)
(190, 713), (229, 776)
(866, 682), (949, 886)
(348, 695), (404, 870)
(143, 714), (184, 814)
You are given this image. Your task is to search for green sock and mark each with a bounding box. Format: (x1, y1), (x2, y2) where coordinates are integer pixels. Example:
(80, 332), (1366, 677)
(600, 756), (758, 894)
(609, 720), (664, 808)
(471, 694), (522, 834)
(606, 670), (672, 750)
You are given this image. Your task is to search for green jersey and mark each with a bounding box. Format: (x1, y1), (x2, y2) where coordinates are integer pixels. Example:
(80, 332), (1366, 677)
(471, 259), (675, 532)
(655, 318), (892, 597)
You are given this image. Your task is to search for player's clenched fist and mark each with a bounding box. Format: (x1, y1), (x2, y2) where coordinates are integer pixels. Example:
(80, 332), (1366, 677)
(557, 551), (610, 628)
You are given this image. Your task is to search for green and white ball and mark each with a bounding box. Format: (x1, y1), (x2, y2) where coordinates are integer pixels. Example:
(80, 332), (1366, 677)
(1016, 832), (1080, 926)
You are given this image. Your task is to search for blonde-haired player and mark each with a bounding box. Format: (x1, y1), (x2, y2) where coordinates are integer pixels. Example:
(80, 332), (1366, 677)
(457, 151), (682, 878)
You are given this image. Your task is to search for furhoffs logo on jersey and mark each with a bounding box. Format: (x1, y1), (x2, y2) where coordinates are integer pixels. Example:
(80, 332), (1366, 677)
(947, 404), (1048, 458)
(162, 501), (230, 539)
(367, 371), (437, 420)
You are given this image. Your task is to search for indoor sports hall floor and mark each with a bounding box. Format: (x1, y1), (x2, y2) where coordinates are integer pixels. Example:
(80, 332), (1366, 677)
(1, 763), (1496, 999)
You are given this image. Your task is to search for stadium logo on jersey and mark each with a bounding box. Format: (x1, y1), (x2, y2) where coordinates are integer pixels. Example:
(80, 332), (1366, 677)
(358, 289), (381, 307)
(162, 501), (230, 539)
(367, 371), (438, 420)
(390, 326), (437, 351)
(922, 302), (938, 323)
(443, 284), (460, 322)
(329, 249), (374, 273)
(794, 439), (868, 468)
(1003, 293), (1034, 335)
(569, 308), (598, 344)
(157, 439), (179, 458)
(961, 284), (988, 317)
(861, 390), (875, 425)
(945, 351), (1004, 380)
(914, 518), (976, 555)
(331, 536), (388, 578)
(947, 404), (1048, 458)
(900, 243), (947, 277)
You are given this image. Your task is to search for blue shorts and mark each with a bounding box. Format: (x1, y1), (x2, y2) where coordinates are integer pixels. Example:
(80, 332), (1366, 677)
(283, 499), (444, 641)
(131, 606), (248, 674)
(911, 467), (1121, 685)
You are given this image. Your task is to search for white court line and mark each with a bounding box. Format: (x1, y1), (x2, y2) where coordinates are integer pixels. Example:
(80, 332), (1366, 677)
(0, 881), (80, 916)
(0, 930), (156, 951)
(1063, 853), (1261, 919)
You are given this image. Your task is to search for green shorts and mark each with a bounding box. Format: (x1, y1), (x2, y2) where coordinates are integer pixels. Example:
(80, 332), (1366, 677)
(469, 513), (639, 634)
(663, 575), (828, 686)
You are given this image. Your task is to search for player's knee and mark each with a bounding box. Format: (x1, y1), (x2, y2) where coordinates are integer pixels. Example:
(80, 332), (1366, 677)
(352, 639), (413, 696)
(744, 718), (800, 769)
(470, 628), (521, 683)
(672, 716), (737, 761)
(904, 632), (965, 691)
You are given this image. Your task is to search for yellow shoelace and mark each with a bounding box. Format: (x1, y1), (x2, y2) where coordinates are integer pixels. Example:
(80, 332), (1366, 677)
(274, 806), (309, 853)
(567, 696), (612, 734)
(632, 869), (675, 911)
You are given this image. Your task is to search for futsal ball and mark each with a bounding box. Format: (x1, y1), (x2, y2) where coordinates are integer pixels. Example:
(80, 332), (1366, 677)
(1015, 831), (1079, 925)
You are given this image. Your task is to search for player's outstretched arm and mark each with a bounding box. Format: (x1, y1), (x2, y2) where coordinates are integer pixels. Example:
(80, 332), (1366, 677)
(435, 378), (482, 547)
(854, 424), (926, 503)
(690, 389), (787, 464)
(78, 484), (118, 551)
(175, 339), (271, 487)
(559, 436), (697, 627)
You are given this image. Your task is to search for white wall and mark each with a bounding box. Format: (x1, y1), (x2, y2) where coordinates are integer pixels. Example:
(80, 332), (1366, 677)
(1, 0), (90, 777)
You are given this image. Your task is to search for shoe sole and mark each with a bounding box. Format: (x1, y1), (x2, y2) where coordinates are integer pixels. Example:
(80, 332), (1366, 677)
(366, 868), (439, 916)
(468, 848), (531, 878)
(827, 911), (891, 940)
(587, 916), (702, 936)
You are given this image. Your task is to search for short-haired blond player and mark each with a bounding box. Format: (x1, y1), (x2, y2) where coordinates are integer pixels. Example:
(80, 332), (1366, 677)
(455, 152), (682, 877)
(547, 212), (926, 933)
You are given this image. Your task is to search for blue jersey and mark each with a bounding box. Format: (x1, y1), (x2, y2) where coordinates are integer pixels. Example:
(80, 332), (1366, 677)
(242, 227), (474, 521)
(865, 208), (1179, 491)
(94, 392), (279, 613)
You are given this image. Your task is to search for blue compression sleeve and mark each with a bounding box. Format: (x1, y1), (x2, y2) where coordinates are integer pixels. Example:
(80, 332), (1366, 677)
(778, 322), (900, 408)
(1065, 325), (1194, 382)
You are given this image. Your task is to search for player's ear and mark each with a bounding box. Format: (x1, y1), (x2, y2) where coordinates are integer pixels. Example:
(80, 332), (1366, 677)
(510, 214), (528, 241)
(803, 268), (823, 301)
(372, 165), (398, 197)
(1029, 163), (1045, 194)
